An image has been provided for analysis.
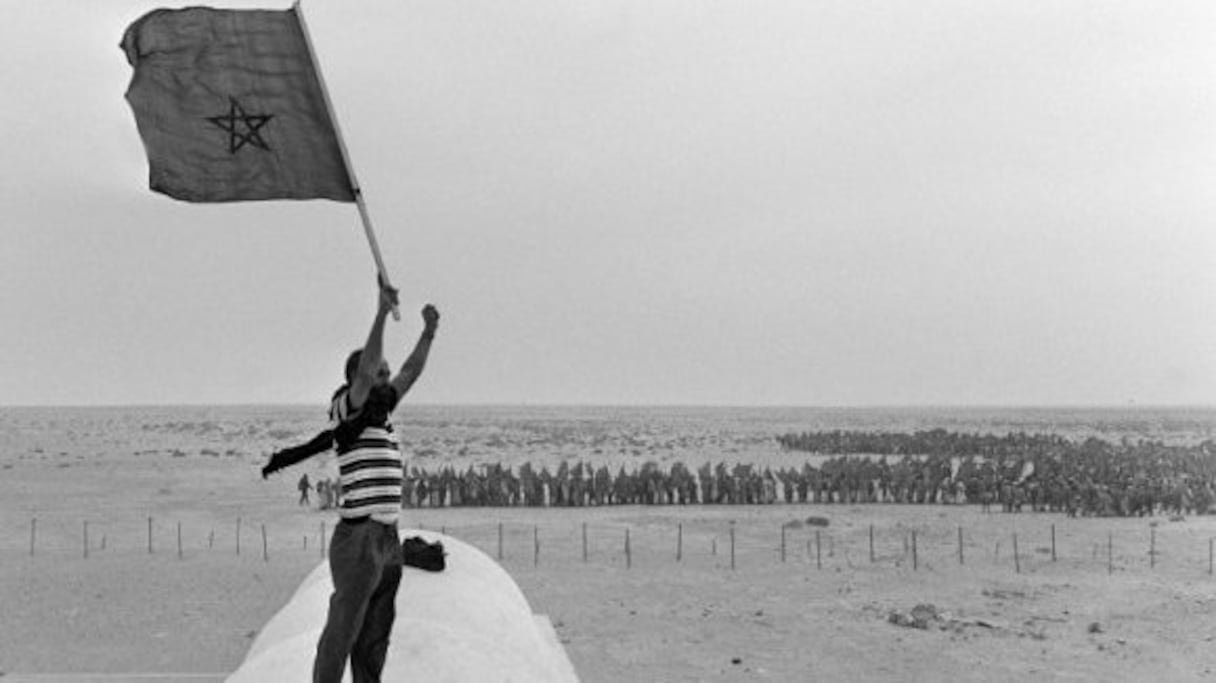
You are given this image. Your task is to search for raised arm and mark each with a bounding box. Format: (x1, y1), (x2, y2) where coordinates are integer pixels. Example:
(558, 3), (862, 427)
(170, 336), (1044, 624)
(261, 428), (334, 478)
(348, 278), (399, 411)
(391, 304), (439, 398)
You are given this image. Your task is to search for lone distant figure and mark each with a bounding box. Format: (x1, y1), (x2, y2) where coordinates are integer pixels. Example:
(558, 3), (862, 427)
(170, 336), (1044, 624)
(298, 473), (311, 506)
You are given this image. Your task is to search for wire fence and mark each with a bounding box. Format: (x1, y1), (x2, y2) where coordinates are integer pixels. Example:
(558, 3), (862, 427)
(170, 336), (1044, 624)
(9, 510), (1216, 580)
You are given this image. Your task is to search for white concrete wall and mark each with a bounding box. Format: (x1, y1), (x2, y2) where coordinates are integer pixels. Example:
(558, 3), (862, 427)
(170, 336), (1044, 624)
(227, 529), (578, 683)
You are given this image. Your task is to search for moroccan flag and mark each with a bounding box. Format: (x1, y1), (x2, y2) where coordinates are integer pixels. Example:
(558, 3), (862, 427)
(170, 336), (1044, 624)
(121, 7), (355, 202)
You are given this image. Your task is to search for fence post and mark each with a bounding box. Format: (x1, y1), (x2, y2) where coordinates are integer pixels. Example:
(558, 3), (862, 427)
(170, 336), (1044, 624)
(912, 530), (918, 571)
(262, 524), (269, 562)
(676, 523), (682, 562)
(533, 525), (539, 567)
(497, 522), (503, 561)
(1108, 533), (1113, 575)
(1051, 524), (1057, 562)
(957, 526), (964, 565)
(30, 518), (36, 557)
(780, 524), (786, 563)
(869, 524), (874, 563)
(815, 530), (822, 570)
(177, 521), (183, 559)
(1150, 526), (1156, 569)
(625, 528), (632, 569)
(729, 524), (736, 571)
(236, 517), (242, 556)
(148, 516), (153, 554)
(1013, 533), (1021, 574)
(83, 521), (89, 559)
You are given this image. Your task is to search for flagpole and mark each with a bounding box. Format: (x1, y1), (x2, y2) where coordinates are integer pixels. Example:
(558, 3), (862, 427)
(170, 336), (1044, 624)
(293, 0), (401, 320)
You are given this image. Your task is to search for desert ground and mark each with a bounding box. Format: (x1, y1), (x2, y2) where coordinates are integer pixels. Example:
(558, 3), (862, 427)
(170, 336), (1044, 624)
(3, 405), (1216, 681)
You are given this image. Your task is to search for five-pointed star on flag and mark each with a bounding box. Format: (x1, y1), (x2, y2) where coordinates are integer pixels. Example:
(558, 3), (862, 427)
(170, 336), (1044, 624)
(206, 96), (274, 153)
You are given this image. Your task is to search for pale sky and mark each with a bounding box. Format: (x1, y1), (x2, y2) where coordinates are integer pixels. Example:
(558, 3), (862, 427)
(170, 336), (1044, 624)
(0, 0), (1212, 407)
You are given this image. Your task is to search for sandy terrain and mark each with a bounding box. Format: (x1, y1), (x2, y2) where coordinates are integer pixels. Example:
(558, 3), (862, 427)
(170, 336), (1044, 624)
(3, 405), (1216, 681)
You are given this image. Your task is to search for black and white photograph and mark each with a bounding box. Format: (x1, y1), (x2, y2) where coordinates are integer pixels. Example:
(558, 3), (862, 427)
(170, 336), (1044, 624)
(1, 0), (1213, 680)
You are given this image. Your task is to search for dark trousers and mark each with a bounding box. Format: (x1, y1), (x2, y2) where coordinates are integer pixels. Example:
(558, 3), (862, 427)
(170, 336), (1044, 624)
(313, 518), (403, 683)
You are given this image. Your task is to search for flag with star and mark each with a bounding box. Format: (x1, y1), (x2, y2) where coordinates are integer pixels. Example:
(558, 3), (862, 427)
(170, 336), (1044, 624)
(121, 6), (355, 203)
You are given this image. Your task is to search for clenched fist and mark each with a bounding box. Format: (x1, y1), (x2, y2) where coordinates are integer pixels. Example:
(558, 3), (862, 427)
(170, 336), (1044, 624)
(422, 304), (439, 332)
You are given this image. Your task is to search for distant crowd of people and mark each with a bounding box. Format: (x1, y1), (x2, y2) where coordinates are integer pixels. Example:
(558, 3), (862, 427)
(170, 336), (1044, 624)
(287, 429), (1216, 518)
(296, 473), (343, 510)
(774, 429), (1216, 518)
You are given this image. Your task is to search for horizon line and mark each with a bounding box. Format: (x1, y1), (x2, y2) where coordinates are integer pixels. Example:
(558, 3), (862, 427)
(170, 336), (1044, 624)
(1, 401), (1213, 411)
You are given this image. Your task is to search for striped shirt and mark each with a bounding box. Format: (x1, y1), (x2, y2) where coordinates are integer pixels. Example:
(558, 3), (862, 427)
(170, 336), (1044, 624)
(330, 387), (403, 524)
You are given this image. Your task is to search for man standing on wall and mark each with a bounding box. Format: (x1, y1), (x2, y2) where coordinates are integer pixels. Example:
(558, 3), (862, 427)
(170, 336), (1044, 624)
(313, 277), (439, 682)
